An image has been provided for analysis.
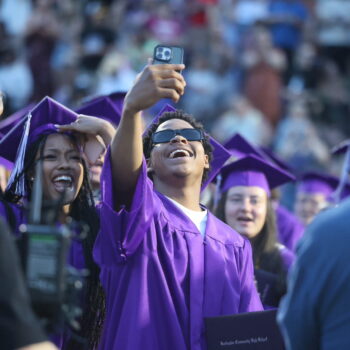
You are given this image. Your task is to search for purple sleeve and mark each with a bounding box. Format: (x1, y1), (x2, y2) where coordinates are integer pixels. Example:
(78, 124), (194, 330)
(238, 238), (264, 312)
(0, 201), (23, 236)
(94, 149), (156, 266)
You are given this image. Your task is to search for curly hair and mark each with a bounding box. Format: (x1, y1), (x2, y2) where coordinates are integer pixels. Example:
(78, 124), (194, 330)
(142, 110), (213, 183)
(4, 132), (105, 350)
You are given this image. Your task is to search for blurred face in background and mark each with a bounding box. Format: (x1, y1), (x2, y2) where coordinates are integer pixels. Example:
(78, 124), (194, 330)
(89, 152), (105, 190)
(294, 192), (328, 225)
(224, 186), (267, 239)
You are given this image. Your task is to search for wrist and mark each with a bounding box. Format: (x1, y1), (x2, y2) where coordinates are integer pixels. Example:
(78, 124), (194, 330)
(98, 120), (115, 146)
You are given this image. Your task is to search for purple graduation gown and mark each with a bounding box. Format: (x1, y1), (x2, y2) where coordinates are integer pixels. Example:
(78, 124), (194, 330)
(276, 205), (304, 252)
(94, 154), (263, 350)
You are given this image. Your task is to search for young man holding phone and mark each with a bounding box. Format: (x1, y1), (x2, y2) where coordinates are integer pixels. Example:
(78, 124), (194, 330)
(92, 61), (262, 349)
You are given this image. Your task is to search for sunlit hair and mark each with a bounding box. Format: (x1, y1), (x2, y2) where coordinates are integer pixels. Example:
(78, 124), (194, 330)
(143, 110), (213, 182)
(4, 132), (105, 350)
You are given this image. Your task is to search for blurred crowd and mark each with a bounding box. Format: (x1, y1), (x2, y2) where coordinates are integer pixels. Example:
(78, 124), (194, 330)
(1, 0), (350, 195)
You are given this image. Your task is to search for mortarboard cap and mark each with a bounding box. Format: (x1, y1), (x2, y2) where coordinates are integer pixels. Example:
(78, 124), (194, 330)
(297, 172), (350, 200)
(224, 133), (264, 160)
(202, 136), (231, 191)
(219, 154), (295, 196)
(331, 139), (350, 155)
(0, 97), (77, 163)
(0, 103), (35, 139)
(223, 133), (295, 180)
(143, 103), (177, 134)
(107, 91), (126, 115)
(0, 156), (13, 171)
(0, 97), (80, 196)
(259, 146), (293, 173)
(75, 92), (126, 127)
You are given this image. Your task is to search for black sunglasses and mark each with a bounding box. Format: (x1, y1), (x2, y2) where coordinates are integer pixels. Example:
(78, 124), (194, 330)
(151, 128), (204, 144)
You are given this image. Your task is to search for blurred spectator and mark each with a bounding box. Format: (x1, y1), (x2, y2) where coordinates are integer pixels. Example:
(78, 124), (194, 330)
(0, 0), (32, 37)
(211, 94), (272, 145)
(314, 59), (350, 138)
(181, 54), (220, 128)
(274, 99), (330, 174)
(79, 2), (115, 71)
(286, 41), (319, 95)
(242, 25), (286, 128)
(264, 0), (309, 79)
(316, 0), (350, 75)
(24, 0), (60, 102)
(145, 2), (184, 44)
(95, 50), (137, 95)
(234, 0), (269, 28)
(0, 44), (33, 113)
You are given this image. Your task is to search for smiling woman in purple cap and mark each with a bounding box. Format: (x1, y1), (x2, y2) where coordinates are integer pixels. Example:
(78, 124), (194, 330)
(0, 96), (115, 350)
(86, 62), (263, 350)
(215, 154), (295, 309)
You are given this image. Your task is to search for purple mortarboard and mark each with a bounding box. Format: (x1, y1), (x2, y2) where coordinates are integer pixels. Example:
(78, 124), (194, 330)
(76, 92), (126, 127)
(202, 137), (231, 191)
(0, 96), (78, 196)
(107, 91), (126, 115)
(0, 156), (13, 171)
(331, 139), (350, 155)
(224, 133), (264, 160)
(0, 103), (35, 139)
(219, 154), (295, 196)
(223, 133), (295, 180)
(297, 172), (350, 200)
(259, 146), (293, 173)
(143, 103), (177, 134)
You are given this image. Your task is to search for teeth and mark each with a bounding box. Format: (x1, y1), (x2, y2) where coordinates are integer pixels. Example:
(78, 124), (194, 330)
(169, 149), (191, 158)
(54, 175), (73, 183)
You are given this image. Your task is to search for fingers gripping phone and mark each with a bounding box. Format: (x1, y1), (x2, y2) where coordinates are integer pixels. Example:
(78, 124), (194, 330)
(153, 45), (184, 72)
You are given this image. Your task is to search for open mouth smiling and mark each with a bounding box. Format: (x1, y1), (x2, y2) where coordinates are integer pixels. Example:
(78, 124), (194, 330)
(52, 175), (74, 192)
(237, 216), (254, 223)
(168, 149), (194, 159)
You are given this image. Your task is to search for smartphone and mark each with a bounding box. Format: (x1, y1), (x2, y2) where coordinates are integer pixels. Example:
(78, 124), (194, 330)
(153, 45), (184, 70)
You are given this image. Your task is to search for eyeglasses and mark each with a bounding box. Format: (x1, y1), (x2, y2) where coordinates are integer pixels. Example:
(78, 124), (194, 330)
(151, 128), (204, 145)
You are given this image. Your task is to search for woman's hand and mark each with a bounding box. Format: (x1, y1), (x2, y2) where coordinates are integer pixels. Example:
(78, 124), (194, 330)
(57, 114), (116, 146)
(57, 114), (116, 165)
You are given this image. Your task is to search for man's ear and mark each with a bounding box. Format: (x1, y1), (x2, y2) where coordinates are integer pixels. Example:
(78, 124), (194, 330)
(146, 158), (154, 175)
(204, 154), (210, 169)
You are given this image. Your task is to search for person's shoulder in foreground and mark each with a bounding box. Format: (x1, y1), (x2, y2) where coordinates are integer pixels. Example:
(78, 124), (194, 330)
(278, 198), (350, 350)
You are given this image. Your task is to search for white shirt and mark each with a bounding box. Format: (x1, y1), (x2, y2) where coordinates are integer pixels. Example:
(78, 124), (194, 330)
(166, 197), (208, 237)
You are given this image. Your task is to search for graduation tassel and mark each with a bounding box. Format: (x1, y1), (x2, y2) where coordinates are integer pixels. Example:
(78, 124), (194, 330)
(212, 174), (222, 213)
(6, 113), (32, 197)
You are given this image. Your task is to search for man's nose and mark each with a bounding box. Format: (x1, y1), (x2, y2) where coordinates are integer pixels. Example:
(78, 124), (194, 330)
(170, 134), (188, 144)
